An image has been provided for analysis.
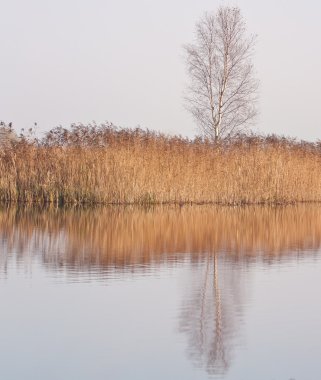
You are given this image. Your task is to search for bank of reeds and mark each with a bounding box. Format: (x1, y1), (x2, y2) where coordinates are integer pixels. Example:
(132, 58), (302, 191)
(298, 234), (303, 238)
(1, 122), (321, 205)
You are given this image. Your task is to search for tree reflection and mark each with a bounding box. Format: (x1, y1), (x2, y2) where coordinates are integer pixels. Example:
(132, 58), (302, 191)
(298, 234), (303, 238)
(180, 252), (247, 376)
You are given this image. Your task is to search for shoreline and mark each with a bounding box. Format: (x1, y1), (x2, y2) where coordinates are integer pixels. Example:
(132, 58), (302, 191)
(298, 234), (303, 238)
(1, 199), (321, 208)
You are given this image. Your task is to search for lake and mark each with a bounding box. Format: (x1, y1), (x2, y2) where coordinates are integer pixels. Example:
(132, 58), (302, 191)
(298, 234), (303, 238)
(1, 204), (321, 380)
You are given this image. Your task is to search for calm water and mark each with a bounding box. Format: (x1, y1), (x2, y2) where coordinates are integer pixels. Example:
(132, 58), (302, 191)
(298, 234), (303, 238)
(1, 205), (321, 380)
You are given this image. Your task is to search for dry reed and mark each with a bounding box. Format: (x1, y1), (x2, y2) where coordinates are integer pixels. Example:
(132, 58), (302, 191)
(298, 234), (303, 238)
(1, 122), (321, 205)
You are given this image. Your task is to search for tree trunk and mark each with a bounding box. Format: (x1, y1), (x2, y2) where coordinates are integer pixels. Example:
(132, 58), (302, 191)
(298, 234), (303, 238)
(215, 121), (220, 141)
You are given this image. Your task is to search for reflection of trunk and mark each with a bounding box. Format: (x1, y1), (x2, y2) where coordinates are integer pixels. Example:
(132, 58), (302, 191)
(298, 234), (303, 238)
(200, 256), (210, 351)
(212, 253), (227, 369)
(198, 253), (227, 372)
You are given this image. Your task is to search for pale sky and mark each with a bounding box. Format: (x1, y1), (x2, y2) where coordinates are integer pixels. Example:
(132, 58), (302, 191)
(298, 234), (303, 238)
(1, 0), (321, 140)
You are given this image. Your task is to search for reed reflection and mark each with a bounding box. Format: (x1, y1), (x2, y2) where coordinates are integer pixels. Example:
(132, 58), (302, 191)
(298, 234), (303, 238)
(1, 204), (321, 269)
(1, 205), (321, 377)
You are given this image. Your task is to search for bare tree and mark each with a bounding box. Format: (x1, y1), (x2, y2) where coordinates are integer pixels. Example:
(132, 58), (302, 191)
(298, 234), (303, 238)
(184, 6), (258, 140)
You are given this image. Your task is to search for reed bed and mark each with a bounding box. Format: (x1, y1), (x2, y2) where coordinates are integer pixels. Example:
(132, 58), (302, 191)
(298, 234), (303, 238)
(1, 122), (321, 205)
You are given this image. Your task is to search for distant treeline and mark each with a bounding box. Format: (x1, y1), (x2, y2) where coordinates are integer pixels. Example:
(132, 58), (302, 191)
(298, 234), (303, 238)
(0, 122), (321, 205)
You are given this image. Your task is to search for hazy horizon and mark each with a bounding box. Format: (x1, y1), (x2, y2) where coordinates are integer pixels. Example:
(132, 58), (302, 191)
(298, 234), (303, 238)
(1, 0), (320, 140)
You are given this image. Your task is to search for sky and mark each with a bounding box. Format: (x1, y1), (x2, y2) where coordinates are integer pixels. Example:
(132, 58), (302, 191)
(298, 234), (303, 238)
(1, 0), (321, 140)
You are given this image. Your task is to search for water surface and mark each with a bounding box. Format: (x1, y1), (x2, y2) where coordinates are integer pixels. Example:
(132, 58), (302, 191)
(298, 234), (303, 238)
(1, 205), (321, 379)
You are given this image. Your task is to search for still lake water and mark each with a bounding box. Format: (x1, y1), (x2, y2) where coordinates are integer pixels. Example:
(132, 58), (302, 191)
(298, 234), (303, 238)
(1, 205), (321, 380)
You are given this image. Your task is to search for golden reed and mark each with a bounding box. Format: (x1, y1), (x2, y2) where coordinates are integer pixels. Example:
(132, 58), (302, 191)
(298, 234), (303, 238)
(1, 123), (321, 205)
